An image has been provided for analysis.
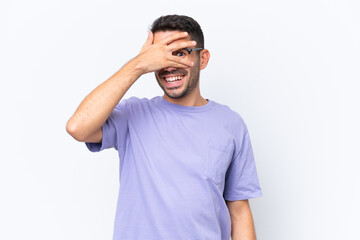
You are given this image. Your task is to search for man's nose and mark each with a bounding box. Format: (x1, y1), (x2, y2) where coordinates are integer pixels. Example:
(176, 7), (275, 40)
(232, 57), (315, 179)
(163, 67), (178, 72)
(162, 66), (189, 73)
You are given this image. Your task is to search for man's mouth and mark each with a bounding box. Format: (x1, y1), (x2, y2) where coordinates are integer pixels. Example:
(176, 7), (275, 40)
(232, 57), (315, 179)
(163, 75), (185, 83)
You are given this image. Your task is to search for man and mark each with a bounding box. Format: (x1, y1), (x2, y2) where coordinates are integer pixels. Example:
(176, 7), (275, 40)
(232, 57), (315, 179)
(66, 15), (262, 240)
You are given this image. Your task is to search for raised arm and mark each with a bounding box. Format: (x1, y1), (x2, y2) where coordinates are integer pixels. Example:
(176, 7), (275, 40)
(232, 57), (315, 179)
(66, 31), (196, 143)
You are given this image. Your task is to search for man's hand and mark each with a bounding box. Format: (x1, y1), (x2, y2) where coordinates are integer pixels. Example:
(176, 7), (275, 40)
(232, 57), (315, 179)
(66, 31), (195, 142)
(134, 31), (197, 74)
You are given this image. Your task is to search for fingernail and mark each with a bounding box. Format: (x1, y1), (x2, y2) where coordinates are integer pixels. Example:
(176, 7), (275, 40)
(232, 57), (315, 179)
(184, 32), (188, 35)
(192, 41), (196, 45)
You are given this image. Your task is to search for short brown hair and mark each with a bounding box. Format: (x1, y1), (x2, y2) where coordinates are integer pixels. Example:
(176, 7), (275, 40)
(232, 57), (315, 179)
(150, 14), (204, 49)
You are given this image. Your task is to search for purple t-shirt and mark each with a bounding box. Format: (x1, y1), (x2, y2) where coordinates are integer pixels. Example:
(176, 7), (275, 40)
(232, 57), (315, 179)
(85, 96), (262, 240)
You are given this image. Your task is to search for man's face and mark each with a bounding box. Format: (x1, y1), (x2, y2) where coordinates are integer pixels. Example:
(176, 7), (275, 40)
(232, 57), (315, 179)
(153, 30), (201, 99)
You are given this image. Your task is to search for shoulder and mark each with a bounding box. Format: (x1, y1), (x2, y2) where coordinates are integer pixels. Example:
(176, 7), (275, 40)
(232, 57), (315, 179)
(116, 96), (153, 109)
(118, 96), (149, 104)
(115, 96), (160, 116)
(211, 100), (247, 127)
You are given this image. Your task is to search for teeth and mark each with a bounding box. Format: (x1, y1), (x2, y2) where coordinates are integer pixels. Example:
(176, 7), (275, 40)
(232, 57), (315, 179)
(165, 76), (183, 82)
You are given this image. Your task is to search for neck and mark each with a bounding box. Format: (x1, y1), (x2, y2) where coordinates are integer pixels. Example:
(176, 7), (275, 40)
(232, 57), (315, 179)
(163, 91), (208, 107)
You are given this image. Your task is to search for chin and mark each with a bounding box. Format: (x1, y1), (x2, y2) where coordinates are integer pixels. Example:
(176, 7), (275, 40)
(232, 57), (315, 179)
(164, 88), (187, 99)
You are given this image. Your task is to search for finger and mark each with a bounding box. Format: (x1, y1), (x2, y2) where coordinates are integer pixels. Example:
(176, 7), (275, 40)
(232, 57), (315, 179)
(167, 40), (197, 52)
(145, 31), (154, 45)
(168, 55), (195, 67)
(160, 31), (189, 45)
(165, 60), (192, 69)
(140, 31), (154, 52)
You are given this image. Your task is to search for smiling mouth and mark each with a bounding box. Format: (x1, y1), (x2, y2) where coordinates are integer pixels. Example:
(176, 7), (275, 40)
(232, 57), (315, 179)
(163, 75), (185, 83)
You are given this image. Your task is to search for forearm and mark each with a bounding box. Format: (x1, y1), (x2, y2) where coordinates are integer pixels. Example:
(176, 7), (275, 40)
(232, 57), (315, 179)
(66, 57), (143, 141)
(227, 201), (257, 240)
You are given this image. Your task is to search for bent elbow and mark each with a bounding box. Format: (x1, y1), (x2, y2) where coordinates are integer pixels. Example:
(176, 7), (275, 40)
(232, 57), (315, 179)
(66, 119), (86, 142)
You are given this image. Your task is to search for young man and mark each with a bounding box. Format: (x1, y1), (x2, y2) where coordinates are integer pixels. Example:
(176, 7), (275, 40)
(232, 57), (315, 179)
(66, 15), (262, 240)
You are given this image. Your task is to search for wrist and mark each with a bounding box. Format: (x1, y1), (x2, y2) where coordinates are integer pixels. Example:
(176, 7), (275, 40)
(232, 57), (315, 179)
(128, 54), (148, 76)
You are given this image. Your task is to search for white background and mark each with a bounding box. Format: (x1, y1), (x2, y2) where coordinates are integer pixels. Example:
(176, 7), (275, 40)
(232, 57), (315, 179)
(1, 0), (359, 239)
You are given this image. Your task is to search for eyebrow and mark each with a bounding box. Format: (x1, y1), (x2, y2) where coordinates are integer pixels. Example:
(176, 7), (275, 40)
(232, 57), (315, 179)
(183, 48), (203, 54)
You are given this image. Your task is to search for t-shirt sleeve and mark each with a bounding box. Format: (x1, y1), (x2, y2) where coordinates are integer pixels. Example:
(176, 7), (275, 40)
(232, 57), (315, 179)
(84, 99), (130, 152)
(223, 128), (263, 201)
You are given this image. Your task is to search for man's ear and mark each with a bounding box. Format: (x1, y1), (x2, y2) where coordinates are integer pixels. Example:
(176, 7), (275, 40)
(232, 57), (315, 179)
(199, 49), (210, 70)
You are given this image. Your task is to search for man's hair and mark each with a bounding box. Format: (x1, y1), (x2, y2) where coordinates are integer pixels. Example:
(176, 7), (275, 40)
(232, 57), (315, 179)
(150, 15), (204, 49)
